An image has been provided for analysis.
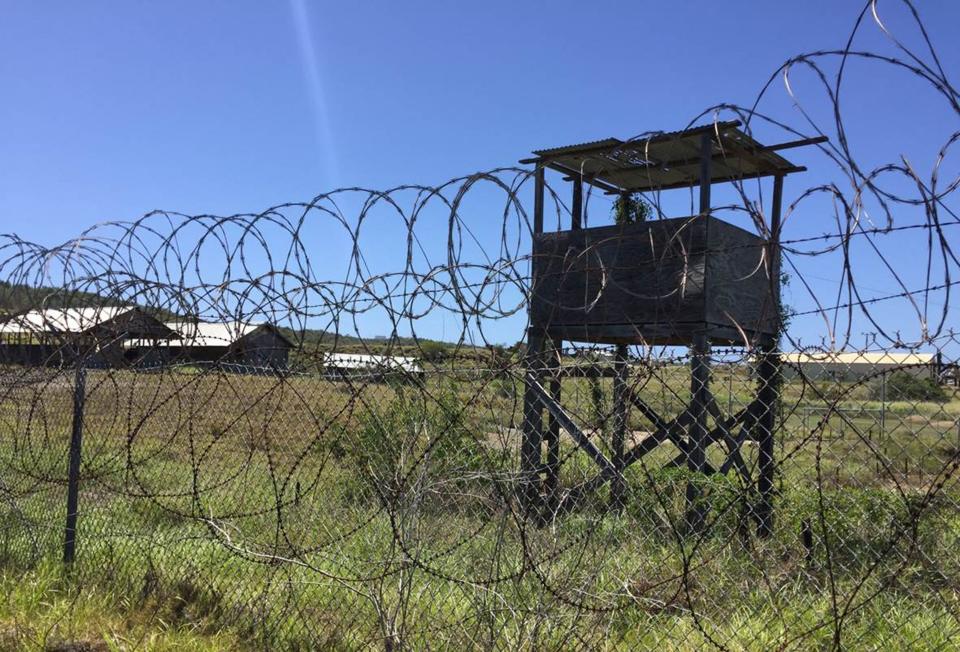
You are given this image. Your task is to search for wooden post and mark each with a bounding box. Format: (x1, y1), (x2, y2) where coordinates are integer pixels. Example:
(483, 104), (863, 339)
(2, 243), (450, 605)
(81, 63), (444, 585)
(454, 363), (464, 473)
(611, 344), (629, 510)
(63, 363), (86, 564)
(544, 339), (562, 508)
(684, 131), (714, 532)
(521, 332), (545, 516)
(571, 177), (583, 231)
(756, 173), (784, 538)
(756, 335), (778, 536)
(533, 165), (544, 235)
(686, 334), (710, 532)
(521, 166), (547, 517)
(699, 131), (713, 218)
(540, 173), (581, 508)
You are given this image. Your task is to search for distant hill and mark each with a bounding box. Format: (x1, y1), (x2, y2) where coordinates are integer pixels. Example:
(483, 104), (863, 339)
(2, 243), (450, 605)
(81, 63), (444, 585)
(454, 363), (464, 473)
(0, 281), (123, 315)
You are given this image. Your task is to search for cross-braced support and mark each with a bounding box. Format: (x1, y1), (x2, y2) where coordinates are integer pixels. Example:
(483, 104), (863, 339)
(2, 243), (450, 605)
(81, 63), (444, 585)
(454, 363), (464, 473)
(522, 350), (776, 533)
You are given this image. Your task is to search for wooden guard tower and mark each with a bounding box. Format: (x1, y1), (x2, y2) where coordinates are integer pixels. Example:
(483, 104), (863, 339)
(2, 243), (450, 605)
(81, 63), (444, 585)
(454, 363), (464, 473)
(520, 121), (825, 534)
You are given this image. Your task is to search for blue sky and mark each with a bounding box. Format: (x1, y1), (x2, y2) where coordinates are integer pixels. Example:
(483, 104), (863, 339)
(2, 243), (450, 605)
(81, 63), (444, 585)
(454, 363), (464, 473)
(1, 1), (957, 350)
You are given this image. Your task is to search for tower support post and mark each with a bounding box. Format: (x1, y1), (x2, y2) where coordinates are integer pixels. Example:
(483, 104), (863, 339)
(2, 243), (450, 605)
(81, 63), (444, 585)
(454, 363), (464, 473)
(756, 335), (779, 537)
(610, 344), (629, 511)
(686, 334), (711, 532)
(544, 338), (562, 509)
(521, 166), (547, 517)
(756, 173), (784, 537)
(521, 329), (546, 516)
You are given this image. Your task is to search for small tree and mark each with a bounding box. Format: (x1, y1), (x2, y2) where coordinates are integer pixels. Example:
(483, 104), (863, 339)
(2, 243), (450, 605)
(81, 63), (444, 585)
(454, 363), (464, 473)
(612, 193), (652, 225)
(870, 371), (947, 403)
(350, 384), (486, 508)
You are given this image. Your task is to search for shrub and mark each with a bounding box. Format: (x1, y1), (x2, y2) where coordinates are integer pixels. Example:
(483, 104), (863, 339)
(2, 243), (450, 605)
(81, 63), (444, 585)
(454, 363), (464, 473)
(348, 384), (488, 508)
(870, 371), (947, 403)
(612, 193), (652, 225)
(814, 380), (871, 403)
(589, 376), (608, 431)
(493, 375), (518, 400)
(418, 340), (449, 363)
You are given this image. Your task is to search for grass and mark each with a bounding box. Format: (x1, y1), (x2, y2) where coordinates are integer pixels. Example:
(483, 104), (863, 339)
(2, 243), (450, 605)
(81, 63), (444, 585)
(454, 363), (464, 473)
(0, 363), (958, 649)
(0, 562), (241, 651)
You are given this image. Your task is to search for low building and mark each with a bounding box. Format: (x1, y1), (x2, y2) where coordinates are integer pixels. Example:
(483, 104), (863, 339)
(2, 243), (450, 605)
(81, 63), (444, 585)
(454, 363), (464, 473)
(0, 306), (173, 367)
(321, 352), (423, 382)
(131, 321), (293, 368)
(780, 351), (938, 382)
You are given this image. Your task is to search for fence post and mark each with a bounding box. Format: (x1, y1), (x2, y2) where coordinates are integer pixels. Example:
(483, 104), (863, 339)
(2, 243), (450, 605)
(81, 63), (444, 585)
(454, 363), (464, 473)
(63, 363), (86, 565)
(880, 373), (886, 439)
(610, 344), (628, 511)
(756, 335), (779, 538)
(686, 334), (711, 533)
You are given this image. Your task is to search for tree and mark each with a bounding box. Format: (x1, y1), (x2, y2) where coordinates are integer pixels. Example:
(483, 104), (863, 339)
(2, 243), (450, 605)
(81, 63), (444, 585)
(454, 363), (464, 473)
(612, 193), (652, 225)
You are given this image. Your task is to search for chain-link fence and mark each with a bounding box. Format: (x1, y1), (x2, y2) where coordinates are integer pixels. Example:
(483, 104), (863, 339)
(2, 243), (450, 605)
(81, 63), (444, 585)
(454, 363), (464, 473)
(0, 346), (958, 649)
(1, 0), (960, 648)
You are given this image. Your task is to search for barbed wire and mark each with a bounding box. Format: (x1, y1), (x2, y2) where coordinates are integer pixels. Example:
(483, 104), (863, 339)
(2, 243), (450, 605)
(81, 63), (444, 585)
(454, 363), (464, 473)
(0, 1), (958, 649)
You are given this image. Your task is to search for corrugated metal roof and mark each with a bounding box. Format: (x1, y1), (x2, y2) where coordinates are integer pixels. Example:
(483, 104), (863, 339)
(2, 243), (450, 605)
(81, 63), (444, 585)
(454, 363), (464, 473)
(164, 321), (263, 347)
(532, 138), (623, 158)
(322, 352), (423, 374)
(782, 351), (936, 366)
(0, 306), (134, 334)
(123, 321), (290, 348)
(528, 123), (804, 192)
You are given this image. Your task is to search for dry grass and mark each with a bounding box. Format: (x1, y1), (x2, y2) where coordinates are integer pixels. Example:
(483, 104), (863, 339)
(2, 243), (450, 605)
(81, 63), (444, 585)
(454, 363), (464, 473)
(0, 364), (957, 649)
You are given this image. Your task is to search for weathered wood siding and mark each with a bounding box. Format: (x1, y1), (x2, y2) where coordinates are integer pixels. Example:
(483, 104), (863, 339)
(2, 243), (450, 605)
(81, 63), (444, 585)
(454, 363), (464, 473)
(164, 329), (290, 368)
(704, 218), (778, 339)
(531, 216), (776, 344)
(235, 328), (290, 368)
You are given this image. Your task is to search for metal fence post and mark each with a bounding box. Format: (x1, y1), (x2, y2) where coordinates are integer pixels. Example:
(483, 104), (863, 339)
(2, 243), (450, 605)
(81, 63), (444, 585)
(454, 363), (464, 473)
(63, 363), (86, 564)
(880, 373), (886, 438)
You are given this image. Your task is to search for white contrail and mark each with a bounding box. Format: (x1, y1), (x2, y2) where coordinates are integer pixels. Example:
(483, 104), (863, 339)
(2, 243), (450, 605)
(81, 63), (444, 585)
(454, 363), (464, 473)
(288, 0), (340, 187)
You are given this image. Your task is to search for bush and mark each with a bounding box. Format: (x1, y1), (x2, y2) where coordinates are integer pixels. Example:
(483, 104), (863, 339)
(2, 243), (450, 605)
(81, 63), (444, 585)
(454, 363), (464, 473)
(612, 193), (652, 225)
(418, 340), (449, 363)
(589, 376), (608, 431)
(348, 385), (488, 507)
(870, 371), (947, 403)
(815, 380), (871, 403)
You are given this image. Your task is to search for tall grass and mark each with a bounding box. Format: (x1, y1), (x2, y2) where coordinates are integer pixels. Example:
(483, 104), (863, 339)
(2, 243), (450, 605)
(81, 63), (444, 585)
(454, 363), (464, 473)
(0, 367), (957, 649)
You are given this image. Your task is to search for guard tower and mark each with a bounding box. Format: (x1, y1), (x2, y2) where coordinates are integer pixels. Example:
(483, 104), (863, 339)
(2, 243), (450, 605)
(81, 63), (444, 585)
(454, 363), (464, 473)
(520, 121), (825, 535)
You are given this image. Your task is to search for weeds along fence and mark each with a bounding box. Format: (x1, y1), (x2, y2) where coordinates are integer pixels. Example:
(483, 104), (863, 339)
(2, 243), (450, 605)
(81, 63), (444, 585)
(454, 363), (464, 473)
(1, 1), (960, 649)
(0, 351), (958, 650)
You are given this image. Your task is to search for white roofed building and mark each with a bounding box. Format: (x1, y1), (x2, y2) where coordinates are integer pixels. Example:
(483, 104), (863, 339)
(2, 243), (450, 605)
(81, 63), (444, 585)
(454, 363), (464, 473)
(0, 306), (173, 366)
(780, 350), (938, 382)
(126, 320), (293, 369)
(321, 352), (424, 381)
